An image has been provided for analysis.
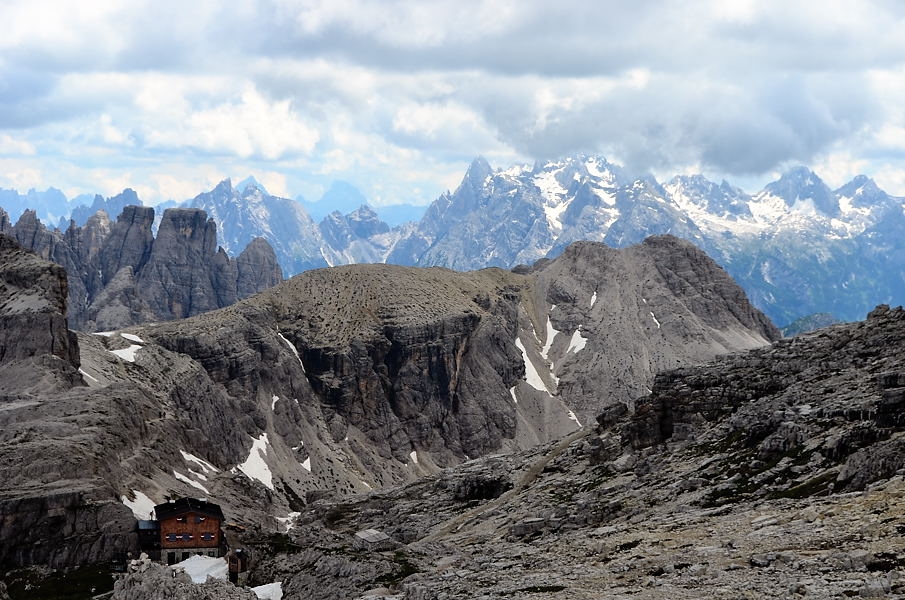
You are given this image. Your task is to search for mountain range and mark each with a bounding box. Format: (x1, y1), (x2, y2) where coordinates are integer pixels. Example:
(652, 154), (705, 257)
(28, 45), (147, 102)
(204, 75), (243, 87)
(3, 228), (905, 599)
(2, 155), (903, 326)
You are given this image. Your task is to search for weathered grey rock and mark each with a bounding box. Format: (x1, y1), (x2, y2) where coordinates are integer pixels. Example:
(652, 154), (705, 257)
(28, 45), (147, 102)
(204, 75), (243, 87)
(0, 234), (79, 368)
(236, 237), (283, 300)
(112, 562), (256, 600)
(4, 205), (282, 330)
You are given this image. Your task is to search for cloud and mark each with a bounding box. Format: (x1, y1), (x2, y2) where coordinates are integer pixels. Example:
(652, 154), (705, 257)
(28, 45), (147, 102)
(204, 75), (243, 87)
(2, 0), (905, 201)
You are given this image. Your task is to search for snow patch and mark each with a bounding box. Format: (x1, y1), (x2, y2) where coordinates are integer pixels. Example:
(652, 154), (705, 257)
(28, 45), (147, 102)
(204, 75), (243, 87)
(188, 469), (208, 481)
(567, 410), (583, 427)
(120, 332), (145, 343)
(180, 451), (218, 474)
(541, 315), (559, 361)
(409, 450), (419, 465)
(109, 345), (141, 362)
(175, 555), (227, 583)
(590, 291), (597, 308)
(79, 368), (98, 383)
(121, 490), (155, 520)
(567, 328), (587, 354)
(252, 581), (283, 600)
(515, 337), (549, 393)
(93, 331), (115, 337)
(301, 457), (311, 472)
(275, 512), (300, 533)
(238, 433), (274, 490)
(649, 311), (661, 329)
(509, 386), (518, 404)
(278, 333), (305, 370)
(174, 470), (209, 494)
(271, 395), (279, 410)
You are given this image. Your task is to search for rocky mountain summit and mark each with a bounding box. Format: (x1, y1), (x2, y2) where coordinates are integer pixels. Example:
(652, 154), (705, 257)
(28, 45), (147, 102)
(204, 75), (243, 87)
(391, 156), (905, 326)
(0, 234), (776, 580)
(187, 178), (405, 275)
(238, 304), (905, 599)
(0, 205), (281, 331)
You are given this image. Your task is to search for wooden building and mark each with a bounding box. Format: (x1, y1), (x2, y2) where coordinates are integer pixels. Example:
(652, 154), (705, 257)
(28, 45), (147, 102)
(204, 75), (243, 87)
(153, 497), (226, 565)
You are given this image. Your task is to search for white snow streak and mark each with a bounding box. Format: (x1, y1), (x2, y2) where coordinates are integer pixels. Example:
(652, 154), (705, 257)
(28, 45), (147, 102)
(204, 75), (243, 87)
(79, 368), (98, 383)
(109, 345), (141, 362)
(121, 490), (155, 520)
(541, 315), (558, 360)
(649, 311), (661, 329)
(173, 470), (209, 494)
(238, 433), (274, 490)
(180, 450), (218, 474)
(515, 337), (549, 393)
(278, 333), (305, 370)
(301, 457), (311, 472)
(121, 333), (145, 343)
(409, 450), (419, 465)
(272, 395), (279, 410)
(509, 386), (518, 404)
(589, 291), (597, 307)
(567, 410), (583, 427)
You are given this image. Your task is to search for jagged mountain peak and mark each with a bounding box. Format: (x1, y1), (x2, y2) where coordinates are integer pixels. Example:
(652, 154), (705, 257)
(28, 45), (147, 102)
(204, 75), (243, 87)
(212, 177), (233, 195)
(762, 165), (837, 215)
(236, 175), (268, 195)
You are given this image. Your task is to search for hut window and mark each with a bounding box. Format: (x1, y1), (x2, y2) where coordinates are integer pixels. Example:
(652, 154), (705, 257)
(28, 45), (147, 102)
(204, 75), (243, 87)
(167, 534), (177, 542)
(176, 516), (186, 523)
(201, 533), (214, 541)
(195, 516), (206, 523)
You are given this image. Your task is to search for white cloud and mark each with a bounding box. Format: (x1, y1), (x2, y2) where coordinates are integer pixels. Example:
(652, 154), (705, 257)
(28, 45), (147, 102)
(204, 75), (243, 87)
(0, 0), (904, 205)
(0, 135), (36, 156)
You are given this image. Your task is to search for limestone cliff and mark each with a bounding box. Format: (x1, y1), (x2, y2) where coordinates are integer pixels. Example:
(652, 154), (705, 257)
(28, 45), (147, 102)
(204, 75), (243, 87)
(0, 205), (282, 331)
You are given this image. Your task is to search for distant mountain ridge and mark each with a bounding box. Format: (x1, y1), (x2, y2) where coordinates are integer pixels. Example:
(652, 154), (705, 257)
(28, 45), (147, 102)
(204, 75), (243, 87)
(391, 156), (905, 325)
(2, 156), (903, 325)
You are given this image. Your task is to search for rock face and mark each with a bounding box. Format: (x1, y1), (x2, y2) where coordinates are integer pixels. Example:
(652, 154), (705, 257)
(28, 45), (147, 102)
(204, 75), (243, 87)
(0, 235), (78, 367)
(218, 304), (905, 600)
(0, 204), (282, 331)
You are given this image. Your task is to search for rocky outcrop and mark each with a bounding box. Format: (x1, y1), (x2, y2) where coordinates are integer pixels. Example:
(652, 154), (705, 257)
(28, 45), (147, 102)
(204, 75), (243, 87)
(236, 237), (283, 300)
(2, 205), (282, 330)
(112, 561), (257, 600)
(530, 237), (780, 421)
(0, 235), (78, 367)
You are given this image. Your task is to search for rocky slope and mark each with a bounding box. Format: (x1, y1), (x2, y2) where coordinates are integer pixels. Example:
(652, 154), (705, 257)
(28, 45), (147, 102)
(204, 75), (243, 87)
(235, 304), (905, 599)
(0, 205), (282, 331)
(0, 235), (775, 577)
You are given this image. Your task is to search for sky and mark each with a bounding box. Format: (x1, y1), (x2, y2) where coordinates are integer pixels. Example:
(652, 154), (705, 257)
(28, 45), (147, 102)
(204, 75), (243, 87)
(2, 0), (905, 206)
